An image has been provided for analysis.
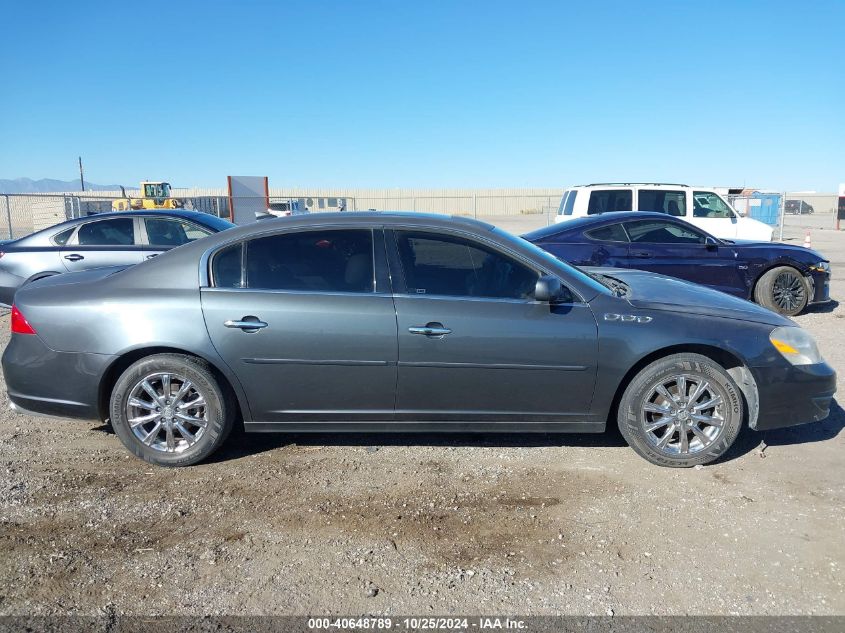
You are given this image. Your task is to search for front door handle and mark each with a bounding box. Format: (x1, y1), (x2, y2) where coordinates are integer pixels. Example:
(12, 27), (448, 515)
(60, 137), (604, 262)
(632, 251), (652, 258)
(145, 253), (158, 259)
(409, 324), (452, 336)
(64, 254), (84, 262)
(224, 317), (268, 332)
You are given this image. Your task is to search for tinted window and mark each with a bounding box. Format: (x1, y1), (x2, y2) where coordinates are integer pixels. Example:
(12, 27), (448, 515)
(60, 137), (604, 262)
(587, 190), (632, 214)
(638, 190), (686, 216)
(396, 231), (538, 300)
(625, 220), (706, 244)
(145, 218), (211, 247)
(53, 227), (75, 246)
(244, 229), (374, 292)
(212, 243), (243, 288)
(558, 190), (577, 216)
(585, 224), (629, 242)
(77, 218), (135, 246)
(693, 192), (735, 218)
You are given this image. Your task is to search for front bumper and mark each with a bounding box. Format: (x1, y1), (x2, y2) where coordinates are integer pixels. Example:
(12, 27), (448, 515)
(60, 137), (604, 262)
(808, 270), (831, 304)
(751, 361), (837, 430)
(2, 332), (113, 420)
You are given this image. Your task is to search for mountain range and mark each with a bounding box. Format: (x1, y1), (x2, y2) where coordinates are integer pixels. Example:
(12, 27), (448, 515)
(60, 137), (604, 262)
(0, 177), (123, 193)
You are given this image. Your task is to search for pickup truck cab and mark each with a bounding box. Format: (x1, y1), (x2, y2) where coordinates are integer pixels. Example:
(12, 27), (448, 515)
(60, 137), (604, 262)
(555, 183), (774, 241)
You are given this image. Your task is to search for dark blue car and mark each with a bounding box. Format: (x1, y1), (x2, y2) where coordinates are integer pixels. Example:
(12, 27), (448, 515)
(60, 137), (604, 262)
(523, 212), (831, 316)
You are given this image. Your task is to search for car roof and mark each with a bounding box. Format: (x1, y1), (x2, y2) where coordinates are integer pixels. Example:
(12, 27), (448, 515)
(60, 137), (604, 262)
(522, 212), (678, 240)
(571, 182), (691, 188)
(10, 209), (231, 246)
(211, 211), (497, 241)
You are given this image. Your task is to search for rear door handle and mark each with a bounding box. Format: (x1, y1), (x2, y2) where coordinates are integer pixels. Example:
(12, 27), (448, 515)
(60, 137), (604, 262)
(145, 253), (158, 259)
(224, 317), (268, 332)
(632, 251), (652, 258)
(409, 324), (452, 336)
(64, 254), (84, 262)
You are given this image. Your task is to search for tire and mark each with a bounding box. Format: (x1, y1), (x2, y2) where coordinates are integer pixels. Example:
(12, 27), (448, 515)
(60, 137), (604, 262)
(754, 265), (809, 316)
(617, 353), (744, 467)
(109, 353), (234, 467)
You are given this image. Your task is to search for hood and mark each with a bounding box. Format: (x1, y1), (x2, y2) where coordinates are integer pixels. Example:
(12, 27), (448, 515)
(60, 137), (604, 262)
(583, 267), (792, 327)
(727, 239), (827, 260)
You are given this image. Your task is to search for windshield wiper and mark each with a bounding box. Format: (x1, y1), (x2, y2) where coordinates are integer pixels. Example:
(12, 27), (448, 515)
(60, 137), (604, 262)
(592, 273), (630, 298)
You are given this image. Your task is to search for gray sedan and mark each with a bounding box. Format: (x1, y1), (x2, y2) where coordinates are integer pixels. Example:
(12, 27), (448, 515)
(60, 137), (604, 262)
(0, 210), (235, 306)
(2, 213), (836, 468)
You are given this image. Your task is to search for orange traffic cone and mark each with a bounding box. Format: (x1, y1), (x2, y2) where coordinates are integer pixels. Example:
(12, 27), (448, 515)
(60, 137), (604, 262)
(803, 230), (812, 248)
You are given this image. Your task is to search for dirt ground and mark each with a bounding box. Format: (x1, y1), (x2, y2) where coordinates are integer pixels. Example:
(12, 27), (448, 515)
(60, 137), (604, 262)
(0, 214), (843, 616)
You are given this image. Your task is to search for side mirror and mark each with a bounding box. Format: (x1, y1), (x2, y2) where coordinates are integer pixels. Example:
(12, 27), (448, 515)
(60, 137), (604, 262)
(535, 275), (563, 302)
(705, 236), (719, 250)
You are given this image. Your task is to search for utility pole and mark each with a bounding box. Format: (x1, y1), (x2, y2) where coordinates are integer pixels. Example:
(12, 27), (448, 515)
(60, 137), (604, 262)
(78, 156), (85, 192)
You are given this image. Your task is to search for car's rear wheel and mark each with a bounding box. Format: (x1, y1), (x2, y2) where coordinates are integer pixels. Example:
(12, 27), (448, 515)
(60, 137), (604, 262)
(110, 353), (234, 467)
(618, 353), (744, 467)
(754, 265), (809, 316)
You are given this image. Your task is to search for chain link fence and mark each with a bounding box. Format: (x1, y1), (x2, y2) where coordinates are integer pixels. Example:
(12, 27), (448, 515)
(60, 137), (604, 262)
(0, 191), (839, 241)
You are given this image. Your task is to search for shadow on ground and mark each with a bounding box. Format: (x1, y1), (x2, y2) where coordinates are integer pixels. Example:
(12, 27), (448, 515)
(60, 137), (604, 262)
(723, 399), (845, 462)
(804, 299), (840, 314)
(202, 399), (845, 466)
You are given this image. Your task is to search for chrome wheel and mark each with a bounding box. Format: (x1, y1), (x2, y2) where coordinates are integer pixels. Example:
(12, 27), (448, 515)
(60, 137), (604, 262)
(772, 271), (806, 312)
(126, 372), (208, 453)
(641, 374), (726, 456)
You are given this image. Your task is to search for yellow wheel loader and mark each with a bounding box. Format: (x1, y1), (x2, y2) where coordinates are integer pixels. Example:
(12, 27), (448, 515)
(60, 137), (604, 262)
(112, 182), (184, 211)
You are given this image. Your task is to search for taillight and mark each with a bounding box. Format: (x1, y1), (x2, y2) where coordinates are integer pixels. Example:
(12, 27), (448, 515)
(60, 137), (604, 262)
(10, 305), (36, 335)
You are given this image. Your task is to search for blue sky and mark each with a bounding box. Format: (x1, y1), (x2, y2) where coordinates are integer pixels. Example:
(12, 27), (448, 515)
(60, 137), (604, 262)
(2, 1), (843, 190)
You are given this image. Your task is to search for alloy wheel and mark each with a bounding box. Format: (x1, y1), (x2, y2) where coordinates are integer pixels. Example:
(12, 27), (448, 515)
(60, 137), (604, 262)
(641, 374), (726, 456)
(772, 271), (806, 312)
(126, 372), (208, 453)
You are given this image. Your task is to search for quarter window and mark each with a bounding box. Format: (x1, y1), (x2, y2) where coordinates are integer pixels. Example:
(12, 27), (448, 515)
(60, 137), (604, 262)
(587, 190), (632, 214)
(558, 190), (577, 216)
(76, 218), (136, 246)
(395, 231), (539, 300)
(693, 192), (735, 218)
(53, 227), (75, 246)
(625, 220), (706, 244)
(216, 229), (375, 292)
(585, 224), (629, 242)
(212, 243), (243, 288)
(638, 190), (686, 216)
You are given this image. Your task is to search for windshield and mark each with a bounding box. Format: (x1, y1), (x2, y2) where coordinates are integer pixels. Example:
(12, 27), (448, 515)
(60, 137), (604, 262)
(144, 183), (172, 199)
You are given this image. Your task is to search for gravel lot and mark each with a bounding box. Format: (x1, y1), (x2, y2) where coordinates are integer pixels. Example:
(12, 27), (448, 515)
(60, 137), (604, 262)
(1, 214), (843, 616)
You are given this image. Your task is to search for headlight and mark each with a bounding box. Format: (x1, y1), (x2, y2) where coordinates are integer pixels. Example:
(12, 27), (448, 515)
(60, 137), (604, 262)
(809, 261), (830, 273)
(769, 326), (823, 365)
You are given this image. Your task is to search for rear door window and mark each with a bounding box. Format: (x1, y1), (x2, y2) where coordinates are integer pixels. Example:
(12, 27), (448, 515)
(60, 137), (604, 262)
(145, 218), (212, 247)
(244, 229), (374, 293)
(638, 190), (686, 216)
(587, 190), (632, 214)
(76, 218), (136, 246)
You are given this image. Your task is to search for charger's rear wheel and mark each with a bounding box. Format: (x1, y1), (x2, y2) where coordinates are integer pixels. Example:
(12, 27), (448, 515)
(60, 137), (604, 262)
(110, 354), (234, 467)
(618, 353), (743, 467)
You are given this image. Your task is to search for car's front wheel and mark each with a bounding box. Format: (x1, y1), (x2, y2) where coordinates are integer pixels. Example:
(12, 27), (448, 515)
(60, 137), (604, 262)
(618, 353), (744, 467)
(110, 353), (234, 467)
(754, 265), (809, 316)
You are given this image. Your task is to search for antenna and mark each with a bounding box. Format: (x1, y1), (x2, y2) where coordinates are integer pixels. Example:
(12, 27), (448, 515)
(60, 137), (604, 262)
(78, 156), (85, 192)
